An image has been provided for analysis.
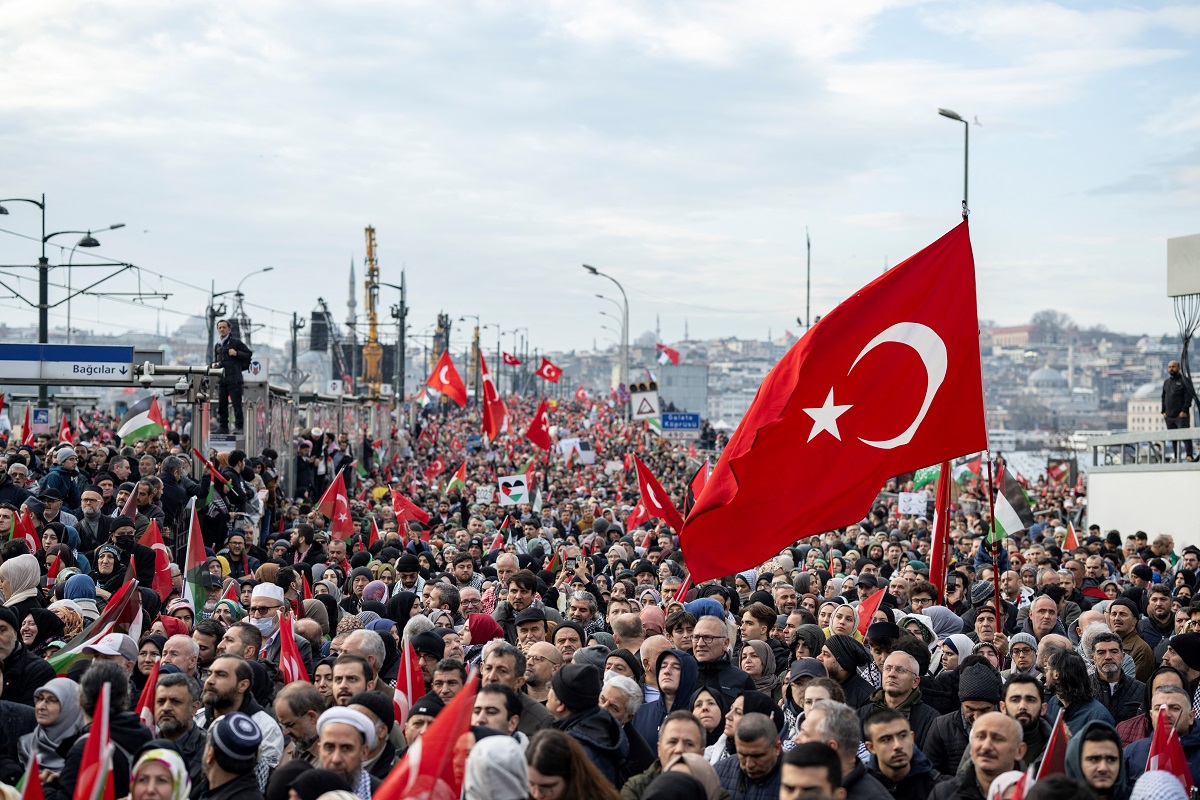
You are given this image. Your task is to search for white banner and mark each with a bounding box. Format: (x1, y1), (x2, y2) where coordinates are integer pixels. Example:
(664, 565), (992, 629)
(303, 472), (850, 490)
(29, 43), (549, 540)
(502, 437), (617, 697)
(497, 473), (530, 506)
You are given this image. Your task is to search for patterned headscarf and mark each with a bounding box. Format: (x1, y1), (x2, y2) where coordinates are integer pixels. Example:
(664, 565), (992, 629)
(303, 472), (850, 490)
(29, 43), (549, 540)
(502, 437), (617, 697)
(132, 748), (191, 800)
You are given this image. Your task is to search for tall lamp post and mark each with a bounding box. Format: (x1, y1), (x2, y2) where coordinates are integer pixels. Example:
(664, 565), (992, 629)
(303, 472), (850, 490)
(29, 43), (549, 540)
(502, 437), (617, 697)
(63, 224), (127, 343)
(380, 276), (407, 410)
(583, 265), (628, 417)
(0, 195), (130, 407)
(938, 108), (971, 219)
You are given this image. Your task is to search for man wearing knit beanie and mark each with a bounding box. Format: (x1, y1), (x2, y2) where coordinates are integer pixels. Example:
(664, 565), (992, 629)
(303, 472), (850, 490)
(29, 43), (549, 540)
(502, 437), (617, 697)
(1003, 632), (1039, 681)
(1164, 632), (1200, 687)
(817, 634), (875, 709)
(203, 711), (262, 800)
(548, 663), (629, 785)
(921, 662), (1002, 775)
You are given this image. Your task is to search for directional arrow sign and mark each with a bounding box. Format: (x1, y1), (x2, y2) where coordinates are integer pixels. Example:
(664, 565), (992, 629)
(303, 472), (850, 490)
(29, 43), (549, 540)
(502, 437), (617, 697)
(0, 344), (137, 386)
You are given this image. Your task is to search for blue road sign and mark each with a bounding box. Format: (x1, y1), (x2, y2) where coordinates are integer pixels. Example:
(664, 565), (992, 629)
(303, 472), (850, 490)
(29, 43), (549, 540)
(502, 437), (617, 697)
(661, 413), (701, 430)
(0, 344), (135, 385)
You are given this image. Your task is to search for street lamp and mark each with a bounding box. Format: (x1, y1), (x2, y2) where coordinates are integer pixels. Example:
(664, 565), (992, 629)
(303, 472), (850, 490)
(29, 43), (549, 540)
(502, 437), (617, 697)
(380, 277), (407, 404)
(1, 195), (130, 407)
(583, 265), (629, 416)
(938, 108), (970, 219)
(58, 225), (127, 344)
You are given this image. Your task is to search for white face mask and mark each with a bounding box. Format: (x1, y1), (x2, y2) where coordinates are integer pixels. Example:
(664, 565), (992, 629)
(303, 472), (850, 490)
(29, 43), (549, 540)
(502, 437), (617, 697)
(251, 614), (278, 638)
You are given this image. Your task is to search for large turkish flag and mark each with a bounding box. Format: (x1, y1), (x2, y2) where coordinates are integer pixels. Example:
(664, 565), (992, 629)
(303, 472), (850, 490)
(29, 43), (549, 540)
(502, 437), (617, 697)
(681, 222), (986, 581)
(426, 351), (468, 407)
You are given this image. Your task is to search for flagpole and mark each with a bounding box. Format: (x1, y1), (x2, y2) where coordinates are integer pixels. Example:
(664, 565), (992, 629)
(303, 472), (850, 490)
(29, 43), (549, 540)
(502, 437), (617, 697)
(986, 451), (1004, 629)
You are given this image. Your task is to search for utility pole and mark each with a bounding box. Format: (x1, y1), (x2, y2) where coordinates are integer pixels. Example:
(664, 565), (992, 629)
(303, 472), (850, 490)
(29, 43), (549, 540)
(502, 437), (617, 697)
(806, 228), (811, 329)
(285, 312), (308, 500)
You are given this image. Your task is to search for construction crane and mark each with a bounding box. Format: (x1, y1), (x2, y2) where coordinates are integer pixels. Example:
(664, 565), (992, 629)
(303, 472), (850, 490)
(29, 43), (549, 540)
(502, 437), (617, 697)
(362, 226), (384, 396)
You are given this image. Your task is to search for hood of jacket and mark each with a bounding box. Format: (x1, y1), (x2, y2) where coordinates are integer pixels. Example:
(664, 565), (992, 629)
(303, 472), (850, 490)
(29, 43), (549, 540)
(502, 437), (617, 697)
(657, 649), (700, 713)
(1064, 719), (1127, 800)
(554, 706), (630, 759)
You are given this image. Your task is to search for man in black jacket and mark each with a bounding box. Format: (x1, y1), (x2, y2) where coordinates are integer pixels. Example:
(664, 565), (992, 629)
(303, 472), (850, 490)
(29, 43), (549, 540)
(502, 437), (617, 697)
(197, 712), (265, 800)
(212, 319), (252, 435)
(692, 615), (756, 707)
(0, 606), (55, 707)
(1090, 630), (1144, 723)
(1163, 359), (1198, 460)
(864, 709), (947, 798)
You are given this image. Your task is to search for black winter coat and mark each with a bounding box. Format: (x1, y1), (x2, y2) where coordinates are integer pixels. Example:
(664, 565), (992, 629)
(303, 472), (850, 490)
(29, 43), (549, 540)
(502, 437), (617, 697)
(923, 710), (971, 776)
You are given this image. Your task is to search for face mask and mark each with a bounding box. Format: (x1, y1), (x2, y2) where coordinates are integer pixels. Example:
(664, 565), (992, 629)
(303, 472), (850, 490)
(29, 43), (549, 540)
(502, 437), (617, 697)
(251, 615), (278, 637)
(116, 535), (135, 550)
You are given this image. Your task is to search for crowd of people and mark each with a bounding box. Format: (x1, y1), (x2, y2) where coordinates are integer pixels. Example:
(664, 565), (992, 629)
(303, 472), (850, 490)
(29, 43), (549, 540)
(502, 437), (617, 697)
(0, 394), (1193, 800)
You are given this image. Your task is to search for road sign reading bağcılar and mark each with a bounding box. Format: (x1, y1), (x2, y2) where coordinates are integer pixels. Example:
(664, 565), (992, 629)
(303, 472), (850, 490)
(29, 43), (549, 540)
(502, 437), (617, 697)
(0, 344), (136, 385)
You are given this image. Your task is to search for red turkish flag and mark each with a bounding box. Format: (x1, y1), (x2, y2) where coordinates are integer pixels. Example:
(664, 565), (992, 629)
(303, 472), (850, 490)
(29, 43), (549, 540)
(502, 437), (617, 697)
(856, 587), (887, 636)
(381, 665), (478, 800)
(138, 520), (174, 602)
(681, 222), (985, 581)
(535, 357), (562, 383)
(393, 637), (428, 726)
(929, 461), (952, 603)
(277, 612), (308, 683)
(316, 472), (355, 540)
(526, 400), (552, 450)
(479, 352), (508, 441)
(633, 456), (686, 532)
(574, 386), (589, 402)
(426, 351), (468, 406)
(502, 352), (522, 366)
(58, 415), (74, 445)
(626, 500), (649, 530)
(391, 489), (431, 525)
(1145, 706), (1194, 792)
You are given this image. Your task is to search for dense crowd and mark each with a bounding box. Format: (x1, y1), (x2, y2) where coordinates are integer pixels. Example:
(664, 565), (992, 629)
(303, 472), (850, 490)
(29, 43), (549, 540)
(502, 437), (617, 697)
(0, 395), (1193, 800)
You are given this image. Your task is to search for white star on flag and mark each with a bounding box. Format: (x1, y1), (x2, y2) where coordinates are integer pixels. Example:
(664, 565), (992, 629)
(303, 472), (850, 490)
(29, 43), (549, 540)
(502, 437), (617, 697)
(803, 389), (852, 442)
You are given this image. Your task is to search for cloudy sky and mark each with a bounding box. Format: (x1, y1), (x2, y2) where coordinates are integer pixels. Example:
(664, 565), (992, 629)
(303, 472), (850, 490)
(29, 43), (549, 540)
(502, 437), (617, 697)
(2, 1), (1198, 357)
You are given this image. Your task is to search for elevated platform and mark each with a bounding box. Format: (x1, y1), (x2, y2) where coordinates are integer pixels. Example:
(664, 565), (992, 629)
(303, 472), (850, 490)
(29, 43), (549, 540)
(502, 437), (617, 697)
(1086, 429), (1200, 547)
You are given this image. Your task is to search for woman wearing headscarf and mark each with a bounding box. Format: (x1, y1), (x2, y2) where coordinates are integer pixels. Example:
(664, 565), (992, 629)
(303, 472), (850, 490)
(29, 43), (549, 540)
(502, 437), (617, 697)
(462, 733), (527, 800)
(361, 580), (389, 607)
(20, 608), (65, 657)
(688, 686), (730, 762)
(211, 599), (245, 627)
(129, 746), (191, 800)
(0, 553), (45, 621)
(63, 575), (99, 624)
(302, 599), (330, 638)
(341, 566), (374, 614)
(365, 619), (400, 682)
(48, 600), (84, 641)
(133, 635), (167, 698)
(640, 605), (666, 638)
(739, 639), (779, 702)
(385, 591), (419, 626)
(791, 624), (826, 661)
(462, 613), (504, 667)
(18, 678), (85, 779)
(88, 544), (124, 598)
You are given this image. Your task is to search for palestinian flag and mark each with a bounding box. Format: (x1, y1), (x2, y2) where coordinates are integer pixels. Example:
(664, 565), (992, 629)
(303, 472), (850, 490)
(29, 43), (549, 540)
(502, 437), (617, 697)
(546, 550), (563, 573)
(647, 417), (663, 437)
(991, 464), (1035, 542)
(531, 489), (543, 515)
(446, 462), (467, 493)
(116, 397), (166, 443)
(954, 455), (983, 484)
(517, 458), (535, 475)
(566, 449), (578, 469)
(180, 501), (208, 610)
(48, 579), (142, 676)
(488, 519), (512, 554)
(17, 752), (45, 800)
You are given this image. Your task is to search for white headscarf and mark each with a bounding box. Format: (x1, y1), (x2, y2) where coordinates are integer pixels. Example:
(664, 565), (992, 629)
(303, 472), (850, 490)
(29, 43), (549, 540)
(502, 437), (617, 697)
(1, 553), (42, 607)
